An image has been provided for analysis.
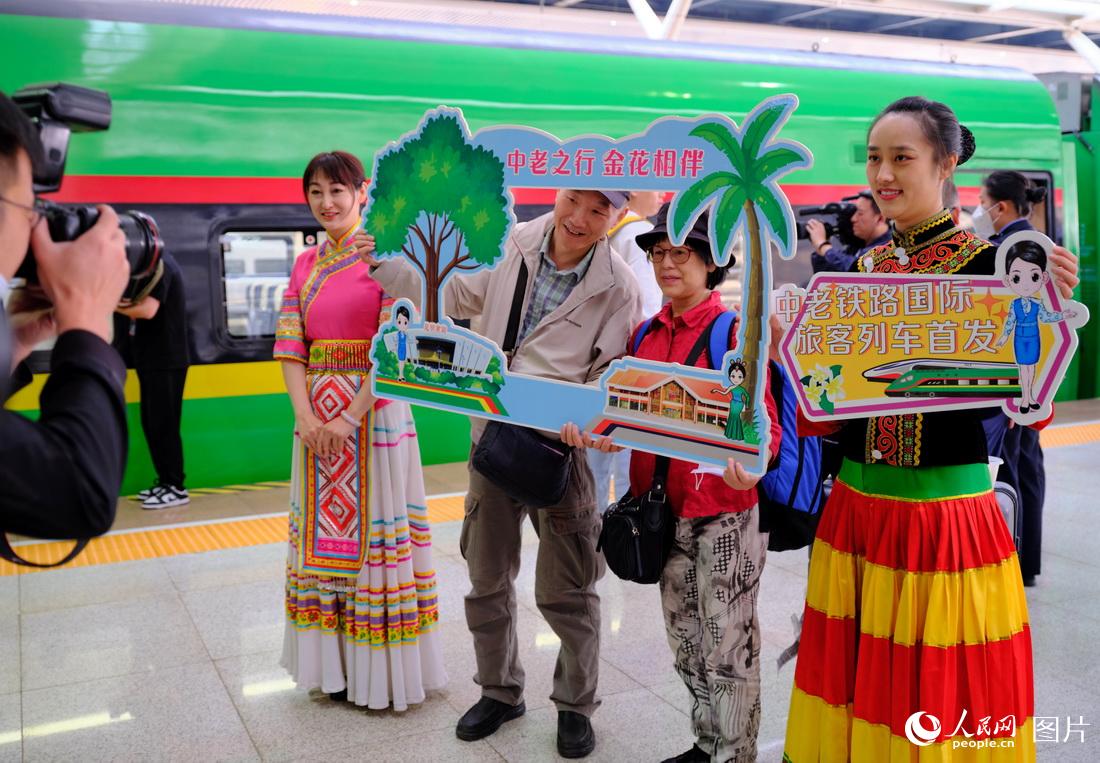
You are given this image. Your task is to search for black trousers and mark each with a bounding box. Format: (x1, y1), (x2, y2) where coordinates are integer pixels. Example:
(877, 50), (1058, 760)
(998, 424), (1045, 578)
(137, 367), (187, 488)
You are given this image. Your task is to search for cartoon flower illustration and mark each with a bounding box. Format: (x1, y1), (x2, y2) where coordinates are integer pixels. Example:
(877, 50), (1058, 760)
(823, 373), (846, 402)
(806, 384), (824, 405)
(800, 364), (845, 415)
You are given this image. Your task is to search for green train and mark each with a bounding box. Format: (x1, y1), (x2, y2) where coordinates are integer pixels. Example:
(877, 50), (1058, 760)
(2, 1), (1096, 493)
(885, 364), (1022, 398)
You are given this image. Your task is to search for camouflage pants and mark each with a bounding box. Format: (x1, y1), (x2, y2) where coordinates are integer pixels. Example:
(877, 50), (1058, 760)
(660, 508), (768, 763)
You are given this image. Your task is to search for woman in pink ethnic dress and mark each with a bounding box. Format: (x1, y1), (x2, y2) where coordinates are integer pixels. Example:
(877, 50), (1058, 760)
(274, 151), (445, 710)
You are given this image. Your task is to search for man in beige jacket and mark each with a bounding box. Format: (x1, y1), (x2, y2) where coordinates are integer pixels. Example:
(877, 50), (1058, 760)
(361, 189), (642, 758)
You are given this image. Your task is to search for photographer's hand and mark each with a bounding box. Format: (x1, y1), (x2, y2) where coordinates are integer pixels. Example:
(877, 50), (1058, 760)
(32, 205), (128, 342)
(806, 219), (828, 251)
(6, 288), (57, 369)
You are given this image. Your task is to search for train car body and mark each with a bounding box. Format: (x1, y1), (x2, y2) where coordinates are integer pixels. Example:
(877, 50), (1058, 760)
(0, 0), (1089, 493)
(885, 365), (1022, 398)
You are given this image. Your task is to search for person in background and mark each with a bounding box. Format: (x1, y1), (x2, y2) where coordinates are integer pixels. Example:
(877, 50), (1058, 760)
(589, 190), (663, 509)
(275, 150), (445, 710)
(114, 250), (191, 509)
(808, 190), (890, 273)
(783, 96), (1076, 762)
(943, 175), (962, 225)
(976, 169), (1051, 587)
(564, 204), (781, 763)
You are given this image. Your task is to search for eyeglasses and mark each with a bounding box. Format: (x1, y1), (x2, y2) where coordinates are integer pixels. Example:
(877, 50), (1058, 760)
(646, 245), (695, 264)
(0, 194), (46, 228)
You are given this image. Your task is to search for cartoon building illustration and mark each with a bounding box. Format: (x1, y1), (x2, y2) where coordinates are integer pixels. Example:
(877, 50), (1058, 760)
(605, 368), (732, 432)
(382, 330), (494, 377)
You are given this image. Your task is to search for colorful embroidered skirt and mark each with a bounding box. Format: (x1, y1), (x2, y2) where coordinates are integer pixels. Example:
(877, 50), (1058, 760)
(281, 375), (445, 711)
(784, 459), (1033, 762)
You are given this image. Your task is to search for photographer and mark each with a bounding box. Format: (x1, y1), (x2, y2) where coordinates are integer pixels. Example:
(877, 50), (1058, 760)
(113, 250), (190, 509)
(808, 190), (889, 273)
(0, 91), (129, 542)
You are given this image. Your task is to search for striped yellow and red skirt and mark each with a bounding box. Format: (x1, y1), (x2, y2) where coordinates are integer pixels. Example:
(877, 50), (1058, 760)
(784, 459), (1034, 762)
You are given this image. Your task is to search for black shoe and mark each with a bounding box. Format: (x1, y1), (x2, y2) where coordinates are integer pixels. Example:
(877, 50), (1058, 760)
(328, 689), (347, 702)
(557, 710), (595, 758)
(661, 745), (709, 763)
(1019, 405), (1028, 414)
(455, 697), (525, 741)
(1029, 403), (1041, 412)
(1023, 574), (1037, 587)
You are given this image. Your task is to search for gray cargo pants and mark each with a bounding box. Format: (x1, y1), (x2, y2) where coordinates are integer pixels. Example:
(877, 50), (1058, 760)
(460, 453), (605, 716)
(661, 508), (768, 763)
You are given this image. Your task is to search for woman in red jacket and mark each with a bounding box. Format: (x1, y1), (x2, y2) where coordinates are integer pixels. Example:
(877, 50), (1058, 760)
(565, 204), (781, 763)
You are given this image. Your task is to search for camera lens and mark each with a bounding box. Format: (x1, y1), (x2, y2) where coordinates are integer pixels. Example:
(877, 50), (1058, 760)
(16, 202), (164, 301)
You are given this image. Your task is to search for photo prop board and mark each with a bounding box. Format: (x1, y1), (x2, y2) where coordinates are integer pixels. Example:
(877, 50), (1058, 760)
(366, 97), (811, 471)
(778, 231), (1089, 426)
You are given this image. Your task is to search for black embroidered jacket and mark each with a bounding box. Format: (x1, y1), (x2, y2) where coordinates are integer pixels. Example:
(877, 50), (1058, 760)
(835, 209), (999, 468)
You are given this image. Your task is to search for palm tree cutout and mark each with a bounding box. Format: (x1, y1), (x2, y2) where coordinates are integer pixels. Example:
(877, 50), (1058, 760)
(669, 95), (811, 427)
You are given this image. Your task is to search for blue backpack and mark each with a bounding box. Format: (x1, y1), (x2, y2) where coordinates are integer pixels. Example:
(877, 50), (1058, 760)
(632, 311), (824, 551)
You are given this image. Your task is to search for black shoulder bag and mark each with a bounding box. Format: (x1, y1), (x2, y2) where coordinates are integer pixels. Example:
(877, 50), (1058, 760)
(471, 261), (574, 508)
(597, 314), (724, 584)
(598, 456), (671, 584)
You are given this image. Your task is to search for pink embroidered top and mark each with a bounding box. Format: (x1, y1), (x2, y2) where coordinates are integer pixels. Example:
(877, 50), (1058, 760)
(273, 224), (390, 398)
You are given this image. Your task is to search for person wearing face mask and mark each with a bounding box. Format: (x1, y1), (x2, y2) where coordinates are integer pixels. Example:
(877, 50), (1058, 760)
(972, 169), (1047, 245)
(974, 171), (1052, 589)
(782, 97), (1080, 762)
(275, 151), (445, 711)
(0, 91), (130, 550)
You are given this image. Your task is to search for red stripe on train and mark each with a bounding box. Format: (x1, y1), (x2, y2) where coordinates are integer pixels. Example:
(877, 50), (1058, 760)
(51, 176), (1057, 207)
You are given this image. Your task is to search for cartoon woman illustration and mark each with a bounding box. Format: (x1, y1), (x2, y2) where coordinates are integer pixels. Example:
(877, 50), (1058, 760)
(995, 240), (1077, 413)
(395, 304), (412, 379)
(712, 359), (749, 441)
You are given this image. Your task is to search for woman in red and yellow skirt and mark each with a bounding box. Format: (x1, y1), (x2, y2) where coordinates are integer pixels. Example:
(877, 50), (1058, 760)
(783, 96), (1076, 762)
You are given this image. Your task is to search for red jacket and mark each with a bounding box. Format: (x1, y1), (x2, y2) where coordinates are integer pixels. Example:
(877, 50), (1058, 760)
(627, 292), (782, 518)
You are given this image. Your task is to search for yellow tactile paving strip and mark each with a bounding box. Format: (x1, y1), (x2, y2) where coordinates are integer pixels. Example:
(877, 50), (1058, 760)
(1039, 421), (1100, 449)
(0, 494), (467, 577)
(3, 420), (1096, 577)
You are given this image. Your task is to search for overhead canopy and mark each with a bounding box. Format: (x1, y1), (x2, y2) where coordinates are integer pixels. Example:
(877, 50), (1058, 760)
(499, 0), (1100, 50)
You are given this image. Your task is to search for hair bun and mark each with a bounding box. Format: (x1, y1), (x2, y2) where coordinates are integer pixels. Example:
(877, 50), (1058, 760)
(958, 125), (976, 165)
(1026, 185), (1048, 203)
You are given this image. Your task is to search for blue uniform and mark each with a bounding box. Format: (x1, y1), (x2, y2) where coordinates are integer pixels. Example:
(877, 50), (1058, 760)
(984, 217), (1046, 581)
(1010, 298), (1041, 365)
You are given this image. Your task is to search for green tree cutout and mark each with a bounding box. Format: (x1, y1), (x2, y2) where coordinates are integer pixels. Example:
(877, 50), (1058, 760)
(671, 97), (810, 425)
(366, 111), (510, 322)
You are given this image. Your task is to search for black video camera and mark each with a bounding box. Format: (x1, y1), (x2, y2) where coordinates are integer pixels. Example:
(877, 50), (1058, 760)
(796, 199), (863, 252)
(12, 83), (163, 303)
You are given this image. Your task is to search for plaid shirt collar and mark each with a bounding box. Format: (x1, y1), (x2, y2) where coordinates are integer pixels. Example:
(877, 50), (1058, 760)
(538, 226), (595, 281)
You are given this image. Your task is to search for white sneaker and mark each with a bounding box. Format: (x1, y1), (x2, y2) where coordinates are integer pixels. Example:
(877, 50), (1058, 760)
(142, 485), (190, 510)
(136, 484), (159, 501)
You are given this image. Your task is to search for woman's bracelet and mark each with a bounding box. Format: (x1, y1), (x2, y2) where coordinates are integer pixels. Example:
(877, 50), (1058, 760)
(339, 410), (362, 428)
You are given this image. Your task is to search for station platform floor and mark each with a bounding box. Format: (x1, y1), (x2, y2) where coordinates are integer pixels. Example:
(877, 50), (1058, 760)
(3, 402), (1100, 761)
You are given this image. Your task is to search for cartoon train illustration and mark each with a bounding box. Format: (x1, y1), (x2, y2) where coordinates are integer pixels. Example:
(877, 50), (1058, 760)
(864, 359), (1021, 398)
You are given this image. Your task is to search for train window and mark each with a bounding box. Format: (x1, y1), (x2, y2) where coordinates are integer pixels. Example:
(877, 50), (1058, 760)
(220, 230), (318, 338)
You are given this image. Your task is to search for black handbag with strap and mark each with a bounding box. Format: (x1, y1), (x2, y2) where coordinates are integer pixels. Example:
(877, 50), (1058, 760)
(471, 260), (574, 508)
(597, 456), (671, 584)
